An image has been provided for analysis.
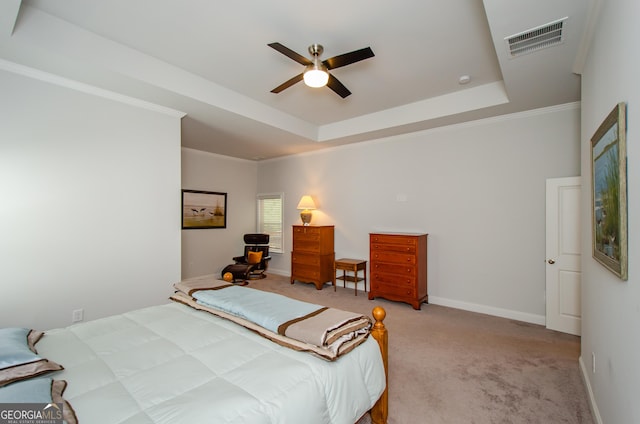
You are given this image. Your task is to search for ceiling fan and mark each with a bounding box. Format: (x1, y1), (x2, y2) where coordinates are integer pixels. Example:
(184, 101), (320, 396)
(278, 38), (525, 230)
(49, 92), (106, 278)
(268, 42), (375, 98)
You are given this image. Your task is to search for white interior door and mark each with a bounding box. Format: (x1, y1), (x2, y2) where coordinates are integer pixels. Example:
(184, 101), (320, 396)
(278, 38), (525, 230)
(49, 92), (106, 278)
(546, 177), (581, 335)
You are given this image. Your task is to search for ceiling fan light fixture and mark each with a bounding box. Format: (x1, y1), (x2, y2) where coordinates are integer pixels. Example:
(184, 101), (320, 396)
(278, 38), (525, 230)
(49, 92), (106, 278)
(268, 42), (374, 97)
(303, 61), (329, 88)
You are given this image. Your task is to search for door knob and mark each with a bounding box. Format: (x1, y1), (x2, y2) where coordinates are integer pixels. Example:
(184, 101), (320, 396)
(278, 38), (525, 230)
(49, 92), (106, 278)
(548, 259), (556, 264)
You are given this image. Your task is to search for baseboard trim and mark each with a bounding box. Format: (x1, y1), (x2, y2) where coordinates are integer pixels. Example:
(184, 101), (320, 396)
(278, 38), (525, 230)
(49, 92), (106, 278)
(578, 356), (603, 424)
(428, 296), (546, 325)
(267, 269), (289, 277)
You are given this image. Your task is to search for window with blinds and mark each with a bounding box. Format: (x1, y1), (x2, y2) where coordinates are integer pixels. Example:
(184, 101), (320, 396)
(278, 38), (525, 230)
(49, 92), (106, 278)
(257, 193), (283, 253)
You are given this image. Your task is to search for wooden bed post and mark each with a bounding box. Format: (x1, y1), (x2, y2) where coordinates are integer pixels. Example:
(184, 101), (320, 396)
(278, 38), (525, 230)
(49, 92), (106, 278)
(370, 306), (388, 424)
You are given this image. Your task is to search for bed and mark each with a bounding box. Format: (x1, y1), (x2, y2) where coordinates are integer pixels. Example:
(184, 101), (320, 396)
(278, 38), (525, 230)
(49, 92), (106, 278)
(1, 275), (389, 424)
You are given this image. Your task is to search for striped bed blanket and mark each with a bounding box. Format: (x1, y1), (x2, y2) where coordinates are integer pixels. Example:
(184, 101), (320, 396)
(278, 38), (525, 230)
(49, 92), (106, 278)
(170, 275), (372, 361)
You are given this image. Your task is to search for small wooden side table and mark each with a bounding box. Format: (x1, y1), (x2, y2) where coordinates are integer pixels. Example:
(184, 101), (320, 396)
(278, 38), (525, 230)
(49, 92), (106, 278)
(334, 258), (367, 296)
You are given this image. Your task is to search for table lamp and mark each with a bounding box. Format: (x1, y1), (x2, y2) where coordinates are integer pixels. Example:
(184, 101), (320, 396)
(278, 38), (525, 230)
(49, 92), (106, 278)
(296, 195), (316, 226)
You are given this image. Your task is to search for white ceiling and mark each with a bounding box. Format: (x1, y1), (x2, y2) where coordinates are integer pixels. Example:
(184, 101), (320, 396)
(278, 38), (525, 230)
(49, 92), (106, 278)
(0, 0), (594, 160)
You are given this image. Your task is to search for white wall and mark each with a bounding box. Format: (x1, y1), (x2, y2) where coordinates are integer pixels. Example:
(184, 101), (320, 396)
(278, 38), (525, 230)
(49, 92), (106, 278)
(0, 68), (182, 330)
(580, 0), (640, 422)
(181, 148), (258, 279)
(258, 105), (580, 322)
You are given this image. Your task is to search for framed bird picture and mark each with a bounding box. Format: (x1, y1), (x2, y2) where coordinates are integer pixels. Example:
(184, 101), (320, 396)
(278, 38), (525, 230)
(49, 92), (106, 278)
(181, 189), (227, 229)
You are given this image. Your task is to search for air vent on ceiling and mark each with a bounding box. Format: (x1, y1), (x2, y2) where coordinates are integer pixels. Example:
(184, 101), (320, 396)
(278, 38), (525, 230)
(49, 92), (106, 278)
(505, 17), (568, 58)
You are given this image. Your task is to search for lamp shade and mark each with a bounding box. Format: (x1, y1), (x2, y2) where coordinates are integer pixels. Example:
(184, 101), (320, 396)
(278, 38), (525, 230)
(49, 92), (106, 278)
(296, 195), (316, 210)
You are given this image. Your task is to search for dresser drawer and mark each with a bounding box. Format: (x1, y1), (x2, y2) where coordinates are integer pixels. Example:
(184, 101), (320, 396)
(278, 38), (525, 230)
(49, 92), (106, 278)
(370, 281), (416, 298)
(371, 261), (416, 276)
(291, 251), (320, 266)
(292, 264), (321, 280)
(370, 234), (417, 246)
(294, 226), (321, 235)
(371, 251), (416, 264)
(293, 239), (321, 252)
(371, 272), (415, 288)
(370, 242), (416, 254)
(293, 225), (334, 255)
(293, 226), (322, 242)
(293, 227), (321, 252)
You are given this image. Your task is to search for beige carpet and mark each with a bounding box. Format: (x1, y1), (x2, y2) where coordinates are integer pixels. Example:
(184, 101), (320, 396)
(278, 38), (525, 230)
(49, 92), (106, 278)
(249, 274), (594, 424)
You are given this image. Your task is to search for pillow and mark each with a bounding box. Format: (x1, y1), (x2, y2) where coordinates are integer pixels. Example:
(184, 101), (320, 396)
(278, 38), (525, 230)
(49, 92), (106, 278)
(247, 250), (263, 264)
(0, 378), (77, 424)
(0, 328), (63, 387)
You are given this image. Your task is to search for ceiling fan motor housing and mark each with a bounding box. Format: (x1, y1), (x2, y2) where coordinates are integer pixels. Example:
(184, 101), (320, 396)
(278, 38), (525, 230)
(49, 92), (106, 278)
(308, 44), (323, 56)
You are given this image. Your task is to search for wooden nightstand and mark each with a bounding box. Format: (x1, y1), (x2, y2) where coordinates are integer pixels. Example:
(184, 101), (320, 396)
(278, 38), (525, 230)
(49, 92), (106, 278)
(334, 258), (367, 295)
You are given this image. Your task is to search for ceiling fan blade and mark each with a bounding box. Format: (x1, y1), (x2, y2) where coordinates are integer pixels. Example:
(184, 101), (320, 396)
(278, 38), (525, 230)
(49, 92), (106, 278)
(268, 42), (312, 66)
(326, 74), (351, 98)
(323, 47), (374, 70)
(270, 73), (304, 93)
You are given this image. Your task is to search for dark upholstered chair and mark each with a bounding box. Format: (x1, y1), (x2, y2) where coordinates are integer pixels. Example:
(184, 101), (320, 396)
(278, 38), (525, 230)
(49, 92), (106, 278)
(221, 234), (271, 283)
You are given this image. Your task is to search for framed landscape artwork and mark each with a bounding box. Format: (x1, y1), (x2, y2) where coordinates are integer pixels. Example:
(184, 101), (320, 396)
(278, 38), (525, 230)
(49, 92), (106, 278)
(591, 102), (628, 280)
(182, 189), (227, 229)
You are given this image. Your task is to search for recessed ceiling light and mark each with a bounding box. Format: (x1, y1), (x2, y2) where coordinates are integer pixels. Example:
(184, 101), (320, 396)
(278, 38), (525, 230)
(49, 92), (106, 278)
(459, 75), (471, 85)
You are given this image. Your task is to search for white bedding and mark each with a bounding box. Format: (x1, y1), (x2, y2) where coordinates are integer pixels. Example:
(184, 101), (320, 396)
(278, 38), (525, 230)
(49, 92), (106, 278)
(36, 302), (385, 424)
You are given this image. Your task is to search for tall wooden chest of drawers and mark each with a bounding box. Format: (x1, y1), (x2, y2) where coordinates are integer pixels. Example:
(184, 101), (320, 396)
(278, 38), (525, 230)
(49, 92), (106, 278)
(291, 225), (335, 290)
(369, 232), (428, 310)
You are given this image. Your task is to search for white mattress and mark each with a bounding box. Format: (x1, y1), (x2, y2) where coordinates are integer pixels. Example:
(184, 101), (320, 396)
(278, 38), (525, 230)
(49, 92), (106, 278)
(36, 302), (385, 424)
